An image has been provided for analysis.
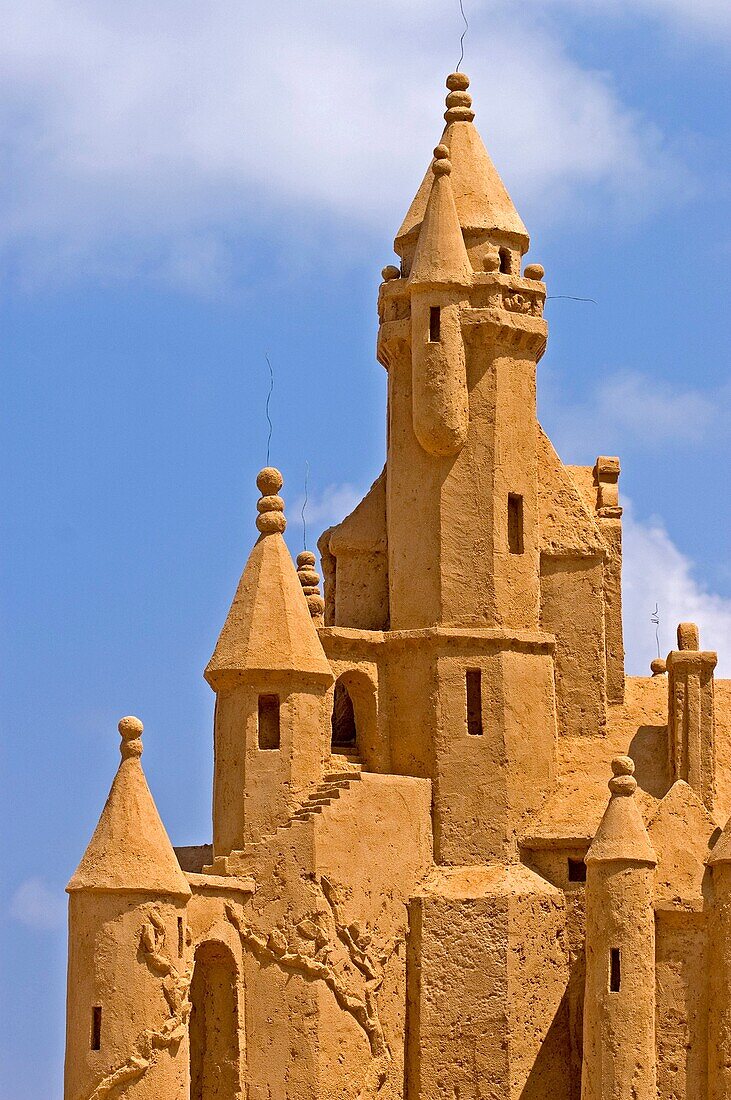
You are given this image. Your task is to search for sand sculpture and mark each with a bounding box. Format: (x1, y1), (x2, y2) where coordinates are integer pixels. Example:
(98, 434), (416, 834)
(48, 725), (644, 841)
(64, 73), (730, 1100)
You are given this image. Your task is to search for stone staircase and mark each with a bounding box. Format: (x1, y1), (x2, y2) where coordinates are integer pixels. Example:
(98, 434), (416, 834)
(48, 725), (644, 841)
(203, 756), (363, 876)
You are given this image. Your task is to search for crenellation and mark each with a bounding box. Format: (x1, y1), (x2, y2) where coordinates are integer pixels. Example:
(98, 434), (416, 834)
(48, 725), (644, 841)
(62, 68), (729, 1100)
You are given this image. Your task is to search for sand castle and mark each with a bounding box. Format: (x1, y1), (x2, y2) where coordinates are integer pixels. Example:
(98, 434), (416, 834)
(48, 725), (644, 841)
(64, 73), (731, 1100)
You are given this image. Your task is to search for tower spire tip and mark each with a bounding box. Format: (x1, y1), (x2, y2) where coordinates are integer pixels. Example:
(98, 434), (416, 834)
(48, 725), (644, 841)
(445, 72), (474, 123)
(118, 715), (143, 759)
(609, 755), (636, 796)
(256, 467), (286, 535)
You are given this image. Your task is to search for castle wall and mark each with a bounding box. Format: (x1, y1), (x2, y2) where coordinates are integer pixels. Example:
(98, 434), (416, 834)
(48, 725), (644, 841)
(65, 893), (190, 1100)
(540, 554), (607, 739)
(334, 550), (389, 630)
(655, 910), (708, 1100)
(407, 866), (569, 1100)
(213, 678), (331, 853)
(433, 645), (556, 863)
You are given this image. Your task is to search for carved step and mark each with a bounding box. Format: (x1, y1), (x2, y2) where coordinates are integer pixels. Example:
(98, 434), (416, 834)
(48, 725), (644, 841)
(201, 854), (230, 875)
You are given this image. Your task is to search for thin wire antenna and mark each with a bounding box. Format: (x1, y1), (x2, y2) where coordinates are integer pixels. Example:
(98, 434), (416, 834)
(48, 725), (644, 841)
(546, 295), (598, 305)
(456, 0), (468, 71)
(650, 604), (661, 659)
(264, 353), (274, 466)
(301, 461), (310, 552)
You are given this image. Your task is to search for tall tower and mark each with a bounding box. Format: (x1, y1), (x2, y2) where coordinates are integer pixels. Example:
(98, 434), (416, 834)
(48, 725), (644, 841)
(65, 717), (191, 1100)
(582, 756), (657, 1100)
(205, 468), (334, 855)
(375, 76), (557, 862)
(380, 74), (545, 631)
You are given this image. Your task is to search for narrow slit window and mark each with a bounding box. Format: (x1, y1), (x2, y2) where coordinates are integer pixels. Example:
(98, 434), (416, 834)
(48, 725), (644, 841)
(91, 1006), (102, 1051)
(428, 306), (441, 343)
(499, 248), (511, 274)
(568, 858), (586, 883)
(258, 694), (281, 750)
(466, 669), (483, 737)
(610, 948), (621, 992)
(178, 916), (185, 956)
(508, 494), (524, 555)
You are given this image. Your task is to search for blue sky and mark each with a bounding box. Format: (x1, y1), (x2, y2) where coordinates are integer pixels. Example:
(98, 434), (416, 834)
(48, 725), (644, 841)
(1, 2), (730, 1095)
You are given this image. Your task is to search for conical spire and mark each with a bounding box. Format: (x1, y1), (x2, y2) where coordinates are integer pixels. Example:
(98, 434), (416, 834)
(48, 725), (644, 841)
(409, 144), (472, 285)
(586, 756), (656, 865)
(396, 73), (529, 256)
(205, 468), (333, 689)
(67, 717), (190, 896)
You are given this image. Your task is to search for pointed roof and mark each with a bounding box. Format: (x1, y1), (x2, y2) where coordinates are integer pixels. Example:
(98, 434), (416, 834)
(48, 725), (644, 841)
(205, 468), (333, 689)
(586, 756), (656, 865)
(648, 780), (719, 905)
(68, 717), (191, 896)
(409, 144), (473, 285)
(708, 811), (731, 866)
(537, 427), (605, 557)
(329, 466), (387, 554)
(396, 73), (529, 255)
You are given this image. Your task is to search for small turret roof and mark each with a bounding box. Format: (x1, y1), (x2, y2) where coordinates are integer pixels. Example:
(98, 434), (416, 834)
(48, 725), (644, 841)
(708, 813), (731, 866)
(396, 73), (529, 254)
(67, 717), (191, 897)
(409, 144), (473, 286)
(205, 468), (333, 688)
(586, 756), (656, 865)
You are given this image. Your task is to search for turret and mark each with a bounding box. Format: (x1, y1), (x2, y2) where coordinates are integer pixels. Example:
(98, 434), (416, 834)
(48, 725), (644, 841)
(667, 621), (717, 810)
(706, 811), (731, 1099)
(204, 468), (334, 854)
(378, 73), (547, 631)
(64, 717), (191, 1100)
(582, 756), (657, 1100)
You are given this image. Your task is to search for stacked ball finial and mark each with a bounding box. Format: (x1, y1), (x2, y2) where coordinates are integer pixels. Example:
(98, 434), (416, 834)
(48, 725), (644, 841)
(297, 551), (325, 622)
(119, 715), (144, 760)
(432, 144), (452, 178)
(608, 755), (636, 796)
(445, 72), (474, 123)
(256, 467), (286, 534)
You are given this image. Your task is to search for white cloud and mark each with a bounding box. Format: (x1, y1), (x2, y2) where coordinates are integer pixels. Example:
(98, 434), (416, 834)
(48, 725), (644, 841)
(622, 499), (731, 676)
(548, 0), (731, 41)
(541, 369), (726, 457)
(290, 483), (364, 552)
(9, 876), (66, 931)
(0, 0), (690, 287)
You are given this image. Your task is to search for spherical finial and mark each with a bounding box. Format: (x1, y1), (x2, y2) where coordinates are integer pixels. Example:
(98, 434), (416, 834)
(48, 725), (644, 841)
(445, 73), (474, 123)
(446, 72), (470, 91)
(608, 755), (637, 796)
(381, 265), (400, 282)
(483, 248), (500, 273)
(432, 144), (452, 177)
(523, 263), (545, 281)
(297, 551), (325, 622)
(256, 467), (286, 534)
(257, 467), (283, 495)
(119, 715), (143, 759)
(650, 657), (667, 676)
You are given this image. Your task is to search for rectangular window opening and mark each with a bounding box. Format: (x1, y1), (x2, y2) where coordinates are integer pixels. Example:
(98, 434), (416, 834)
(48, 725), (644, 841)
(428, 306), (441, 343)
(466, 669), (483, 737)
(610, 948), (621, 993)
(91, 1006), (102, 1051)
(258, 694), (281, 750)
(177, 916), (185, 957)
(508, 494), (524, 555)
(568, 858), (586, 883)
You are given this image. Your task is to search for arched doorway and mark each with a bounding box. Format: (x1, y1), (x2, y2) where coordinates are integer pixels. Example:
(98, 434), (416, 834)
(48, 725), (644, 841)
(331, 678), (357, 750)
(189, 940), (239, 1100)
